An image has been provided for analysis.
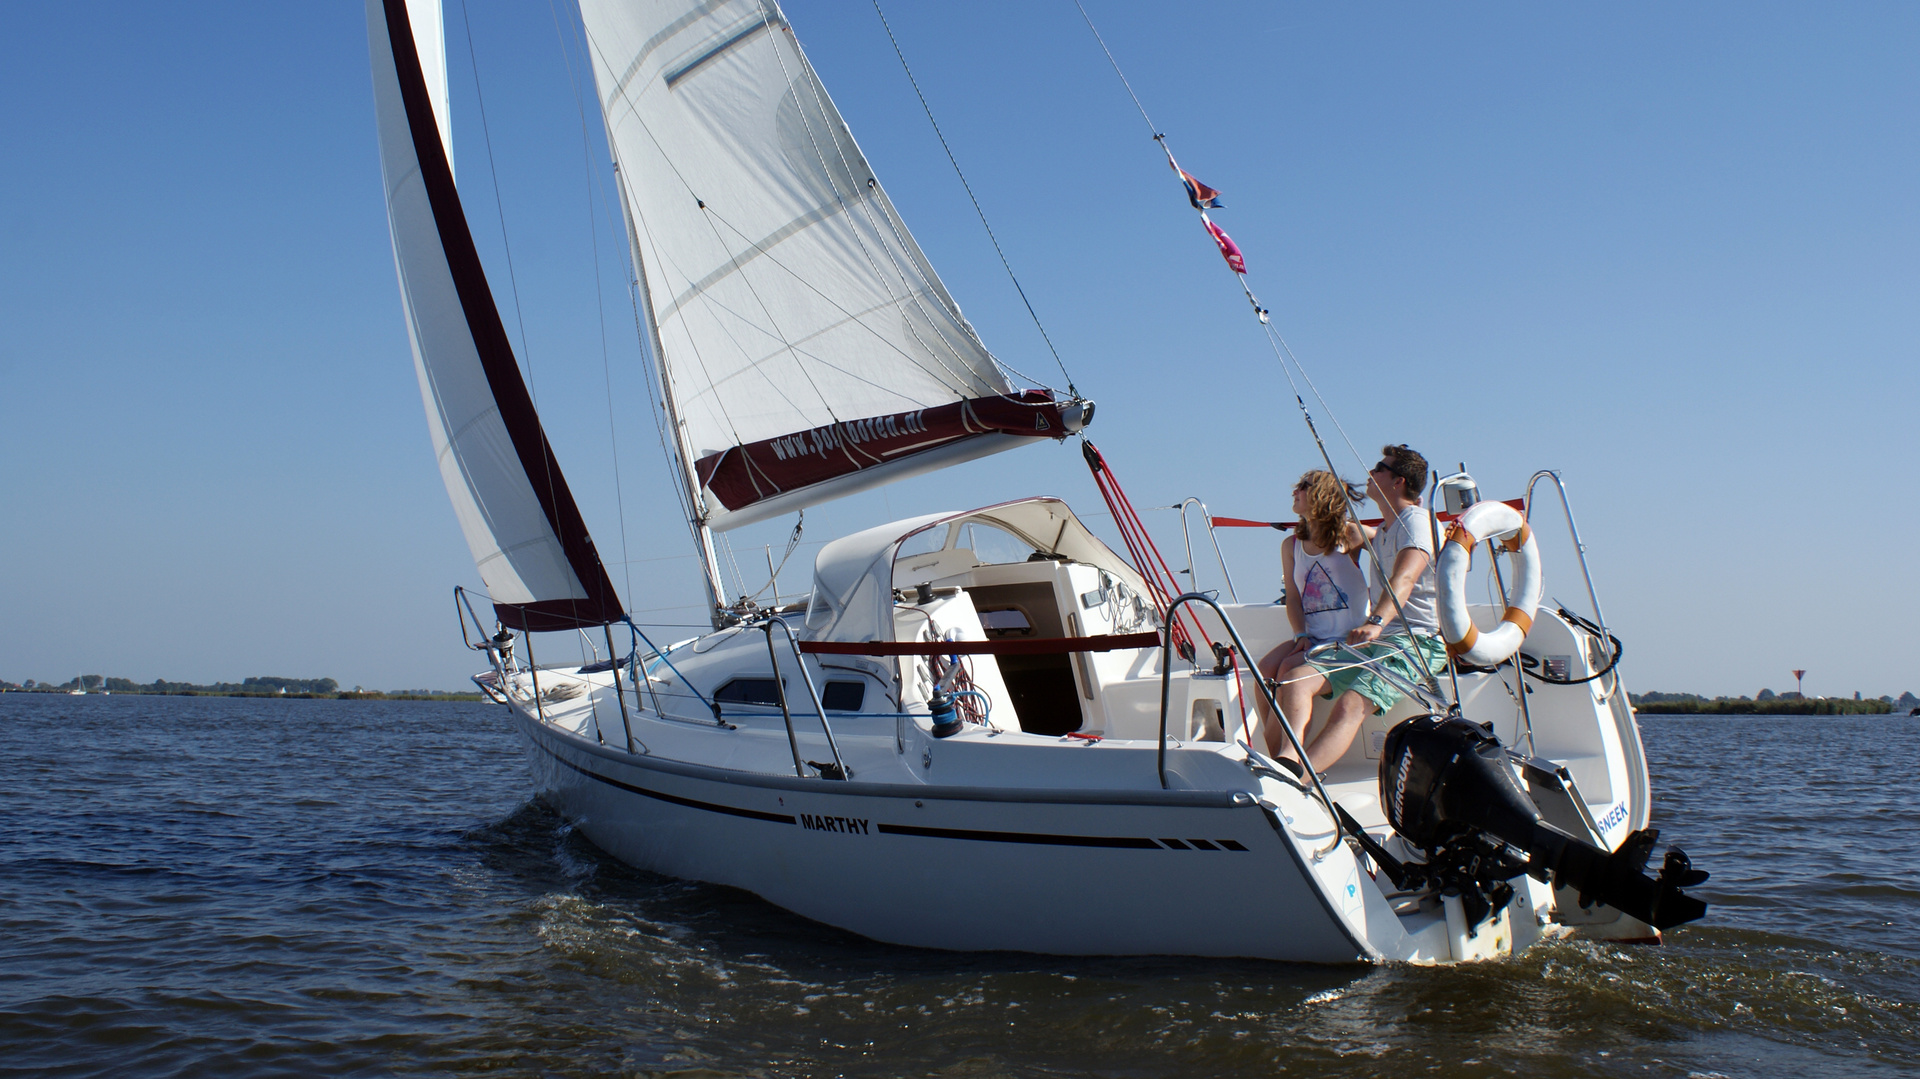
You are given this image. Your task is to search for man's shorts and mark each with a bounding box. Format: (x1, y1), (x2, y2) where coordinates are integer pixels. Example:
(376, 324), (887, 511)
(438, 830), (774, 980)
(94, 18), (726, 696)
(1305, 633), (1447, 715)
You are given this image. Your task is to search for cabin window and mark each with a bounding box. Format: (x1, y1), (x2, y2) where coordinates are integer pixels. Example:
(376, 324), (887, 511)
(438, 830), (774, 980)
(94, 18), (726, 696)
(715, 678), (781, 706)
(957, 522), (1035, 566)
(822, 681), (865, 711)
(978, 608), (1033, 635)
(713, 677), (866, 711)
(896, 526), (951, 560)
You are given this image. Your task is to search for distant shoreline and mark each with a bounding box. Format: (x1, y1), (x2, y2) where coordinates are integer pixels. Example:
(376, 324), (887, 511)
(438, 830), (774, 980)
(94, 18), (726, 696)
(6, 687), (1907, 714)
(0, 688), (485, 702)
(1632, 698), (1898, 716)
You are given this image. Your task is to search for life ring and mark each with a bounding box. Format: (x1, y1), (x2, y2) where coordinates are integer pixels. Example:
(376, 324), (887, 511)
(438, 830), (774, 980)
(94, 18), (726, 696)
(1435, 500), (1542, 666)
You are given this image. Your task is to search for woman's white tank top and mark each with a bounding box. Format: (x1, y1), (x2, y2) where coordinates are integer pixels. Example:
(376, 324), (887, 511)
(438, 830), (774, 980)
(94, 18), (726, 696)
(1293, 536), (1369, 643)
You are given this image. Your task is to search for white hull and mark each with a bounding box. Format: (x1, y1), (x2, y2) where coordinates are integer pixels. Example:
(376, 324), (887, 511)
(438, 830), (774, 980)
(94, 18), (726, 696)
(466, 500), (1665, 964)
(520, 709), (1380, 962)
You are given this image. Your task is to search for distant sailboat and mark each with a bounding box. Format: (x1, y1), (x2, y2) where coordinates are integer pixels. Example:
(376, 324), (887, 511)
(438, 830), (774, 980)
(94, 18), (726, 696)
(367, 0), (1704, 962)
(68, 676), (85, 696)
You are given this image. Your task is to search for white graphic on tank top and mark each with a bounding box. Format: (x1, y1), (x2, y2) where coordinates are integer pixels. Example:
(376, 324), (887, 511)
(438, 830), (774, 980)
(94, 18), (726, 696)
(1300, 561), (1351, 616)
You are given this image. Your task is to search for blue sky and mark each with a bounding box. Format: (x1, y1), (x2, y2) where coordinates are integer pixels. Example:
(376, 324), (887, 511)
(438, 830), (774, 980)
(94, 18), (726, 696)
(2, 2), (1914, 697)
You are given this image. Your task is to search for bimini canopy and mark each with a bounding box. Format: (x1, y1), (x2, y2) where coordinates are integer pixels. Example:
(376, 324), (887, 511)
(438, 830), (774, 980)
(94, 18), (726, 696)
(803, 498), (1154, 644)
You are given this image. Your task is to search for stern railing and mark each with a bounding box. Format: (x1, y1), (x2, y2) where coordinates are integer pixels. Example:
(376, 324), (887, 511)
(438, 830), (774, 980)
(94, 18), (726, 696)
(1158, 497), (1240, 603)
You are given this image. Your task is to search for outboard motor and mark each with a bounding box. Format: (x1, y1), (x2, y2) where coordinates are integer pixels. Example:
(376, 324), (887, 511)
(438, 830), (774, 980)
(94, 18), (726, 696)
(1361, 714), (1708, 933)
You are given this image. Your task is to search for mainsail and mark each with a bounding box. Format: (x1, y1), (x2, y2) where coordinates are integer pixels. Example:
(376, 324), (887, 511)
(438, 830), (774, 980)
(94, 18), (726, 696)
(368, 0), (624, 631)
(578, 0), (1088, 532)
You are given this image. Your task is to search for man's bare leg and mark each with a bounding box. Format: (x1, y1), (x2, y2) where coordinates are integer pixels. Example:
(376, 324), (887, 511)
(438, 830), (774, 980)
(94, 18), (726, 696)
(1303, 690), (1371, 773)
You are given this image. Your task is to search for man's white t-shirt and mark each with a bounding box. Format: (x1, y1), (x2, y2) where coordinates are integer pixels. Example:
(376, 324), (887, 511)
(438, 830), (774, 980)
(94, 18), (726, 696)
(1371, 505), (1441, 636)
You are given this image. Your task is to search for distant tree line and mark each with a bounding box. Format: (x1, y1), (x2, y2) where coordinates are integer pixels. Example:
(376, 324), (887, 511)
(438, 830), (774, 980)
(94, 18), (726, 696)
(1631, 690), (1906, 715)
(0, 675), (480, 701)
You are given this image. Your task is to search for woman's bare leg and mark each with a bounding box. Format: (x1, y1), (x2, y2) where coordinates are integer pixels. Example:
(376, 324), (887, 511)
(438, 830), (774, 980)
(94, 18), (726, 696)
(1272, 666), (1326, 760)
(1254, 639), (1302, 737)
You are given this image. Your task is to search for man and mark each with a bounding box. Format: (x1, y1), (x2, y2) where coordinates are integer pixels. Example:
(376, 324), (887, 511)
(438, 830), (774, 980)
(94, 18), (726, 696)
(1269, 444), (1448, 773)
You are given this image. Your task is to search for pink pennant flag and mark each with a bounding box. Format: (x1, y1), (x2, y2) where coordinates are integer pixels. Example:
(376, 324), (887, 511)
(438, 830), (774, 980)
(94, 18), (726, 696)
(1203, 213), (1246, 274)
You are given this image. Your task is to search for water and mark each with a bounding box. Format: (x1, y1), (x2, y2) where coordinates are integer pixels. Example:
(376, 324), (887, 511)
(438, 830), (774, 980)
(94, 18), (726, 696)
(1, 696), (1914, 1077)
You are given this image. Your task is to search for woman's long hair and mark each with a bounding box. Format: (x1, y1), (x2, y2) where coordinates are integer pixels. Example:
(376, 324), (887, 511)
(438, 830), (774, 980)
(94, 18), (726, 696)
(1296, 470), (1358, 554)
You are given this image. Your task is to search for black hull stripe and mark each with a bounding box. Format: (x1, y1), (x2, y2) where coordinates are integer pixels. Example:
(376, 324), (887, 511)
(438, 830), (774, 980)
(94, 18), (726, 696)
(878, 823), (1158, 849)
(534, 729), (1251, 851)
(517, 715), (1249, 809)
(547, 749), (797, 825)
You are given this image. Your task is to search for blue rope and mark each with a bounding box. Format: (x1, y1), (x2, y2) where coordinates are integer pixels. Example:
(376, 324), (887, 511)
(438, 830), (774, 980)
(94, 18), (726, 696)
(949, 689), (992, 723)
(622, 617), (713, 713)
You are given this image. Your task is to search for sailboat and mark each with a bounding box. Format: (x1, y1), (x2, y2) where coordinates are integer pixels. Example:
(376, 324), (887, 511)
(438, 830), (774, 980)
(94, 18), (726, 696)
(366, 0), (1705, 963)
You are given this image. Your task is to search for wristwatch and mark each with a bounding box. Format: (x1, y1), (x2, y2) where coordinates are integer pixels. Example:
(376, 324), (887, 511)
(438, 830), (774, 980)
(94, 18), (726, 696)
(1365, 614), (1384, 626)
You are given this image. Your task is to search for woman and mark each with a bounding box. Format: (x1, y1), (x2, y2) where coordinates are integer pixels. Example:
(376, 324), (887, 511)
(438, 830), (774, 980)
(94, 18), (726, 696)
(1254, 470), (1370, 757)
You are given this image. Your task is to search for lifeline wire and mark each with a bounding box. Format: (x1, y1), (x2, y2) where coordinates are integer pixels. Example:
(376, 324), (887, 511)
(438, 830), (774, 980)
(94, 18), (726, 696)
(870, 0), (1078, 399)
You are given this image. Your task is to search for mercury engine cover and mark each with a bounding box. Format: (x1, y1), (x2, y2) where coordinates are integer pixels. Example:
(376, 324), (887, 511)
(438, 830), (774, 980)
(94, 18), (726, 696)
(1378, 714), (1708, 931)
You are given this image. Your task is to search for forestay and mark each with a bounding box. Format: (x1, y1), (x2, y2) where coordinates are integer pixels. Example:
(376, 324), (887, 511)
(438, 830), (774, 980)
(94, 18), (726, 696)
(577, 0), (1086, 531)
(368, 0), (624, 631)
